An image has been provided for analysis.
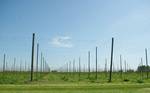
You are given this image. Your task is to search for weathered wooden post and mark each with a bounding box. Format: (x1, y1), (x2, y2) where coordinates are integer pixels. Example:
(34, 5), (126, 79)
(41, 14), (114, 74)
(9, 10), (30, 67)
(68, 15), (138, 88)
(95, 46), (98, 79)
(31, 33), (35, 81)
(109, 37), (114, 82)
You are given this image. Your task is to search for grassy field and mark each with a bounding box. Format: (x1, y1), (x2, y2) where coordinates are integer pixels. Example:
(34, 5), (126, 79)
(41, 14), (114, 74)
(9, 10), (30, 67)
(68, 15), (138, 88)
(0, 72), (150, 93)
(0, 84), (150, 93)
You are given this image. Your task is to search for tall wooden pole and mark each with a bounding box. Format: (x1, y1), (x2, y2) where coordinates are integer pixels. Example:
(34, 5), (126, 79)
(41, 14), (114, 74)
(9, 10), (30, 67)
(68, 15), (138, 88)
(67, 62), (69, 76)
(105, 58), (107, 77)
(45, 60), (47, 72)
(145, 48), (149, 79)
(43, 57), (44, 72)
(140, 58), (143, 79)
(73, 59), (75, 72)
(120, 55), (123, 79)
(109, 37), (114, 82)
(14, 58), (16, 71)
(6, 61), (7, 72)
(124, 60), (127, 79)
(3, 54), (6, 72)
(31, 33), (35, 81)
(36, 43), (39, 72)
(124, 60), (127, 73)
(67, 62), (69, 72)
(20, 60), (22, 72)
(95, 46), (98, 79)
(36, 43), (39, 80)
(79, 57), (81, 80)
(88, 51), (90, 79)
(25, 60), (26, 72)
(41, 52), (43, 72)
(69, 61), (71, 75)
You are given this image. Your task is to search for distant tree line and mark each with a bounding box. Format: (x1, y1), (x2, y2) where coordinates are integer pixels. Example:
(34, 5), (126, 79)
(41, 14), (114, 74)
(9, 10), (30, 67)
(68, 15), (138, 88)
(137, 65), (150, 72)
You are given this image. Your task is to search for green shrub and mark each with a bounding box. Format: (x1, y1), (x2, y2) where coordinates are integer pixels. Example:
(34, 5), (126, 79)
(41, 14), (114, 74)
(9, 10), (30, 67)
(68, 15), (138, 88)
(137, 79), (144, 83)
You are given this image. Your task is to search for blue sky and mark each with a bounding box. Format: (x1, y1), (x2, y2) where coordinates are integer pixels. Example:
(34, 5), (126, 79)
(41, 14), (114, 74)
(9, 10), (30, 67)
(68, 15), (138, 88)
(1, 0), (150, 71)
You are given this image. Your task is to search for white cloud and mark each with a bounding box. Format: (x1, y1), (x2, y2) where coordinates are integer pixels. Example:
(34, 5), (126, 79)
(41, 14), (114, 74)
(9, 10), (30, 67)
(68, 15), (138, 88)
(51, 36), (73, 48)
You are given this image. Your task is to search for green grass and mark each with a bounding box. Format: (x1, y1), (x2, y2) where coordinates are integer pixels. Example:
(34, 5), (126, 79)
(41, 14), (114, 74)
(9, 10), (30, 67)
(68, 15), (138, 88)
(0, 72), (47, 84)
(0, 89), (148, 93)
(0, 72), (150, 93)
(35, 72), (150, 84)
(0, 71), (150, 84)
(0, 84), (150, 93)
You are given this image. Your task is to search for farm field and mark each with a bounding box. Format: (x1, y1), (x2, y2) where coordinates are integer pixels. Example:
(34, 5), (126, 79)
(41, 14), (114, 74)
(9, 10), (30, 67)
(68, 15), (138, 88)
(0, 72), (150, 93)
(0, 72), (150, 84)
(1, 0), (150, 93)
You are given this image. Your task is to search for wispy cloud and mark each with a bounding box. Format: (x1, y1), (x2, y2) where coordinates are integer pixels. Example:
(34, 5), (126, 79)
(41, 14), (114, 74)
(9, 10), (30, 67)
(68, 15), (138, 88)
(51, 36), (73, 48)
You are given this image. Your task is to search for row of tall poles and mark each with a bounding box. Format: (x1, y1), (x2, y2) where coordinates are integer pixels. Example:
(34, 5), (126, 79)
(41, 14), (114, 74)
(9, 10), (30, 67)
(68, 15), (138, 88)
(1, 56), (30, 72)
(1, 54), (49, 72)
(1, 33), (50, 82)
(1, 35), (149, 82)
(58, 37), (149, 82)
